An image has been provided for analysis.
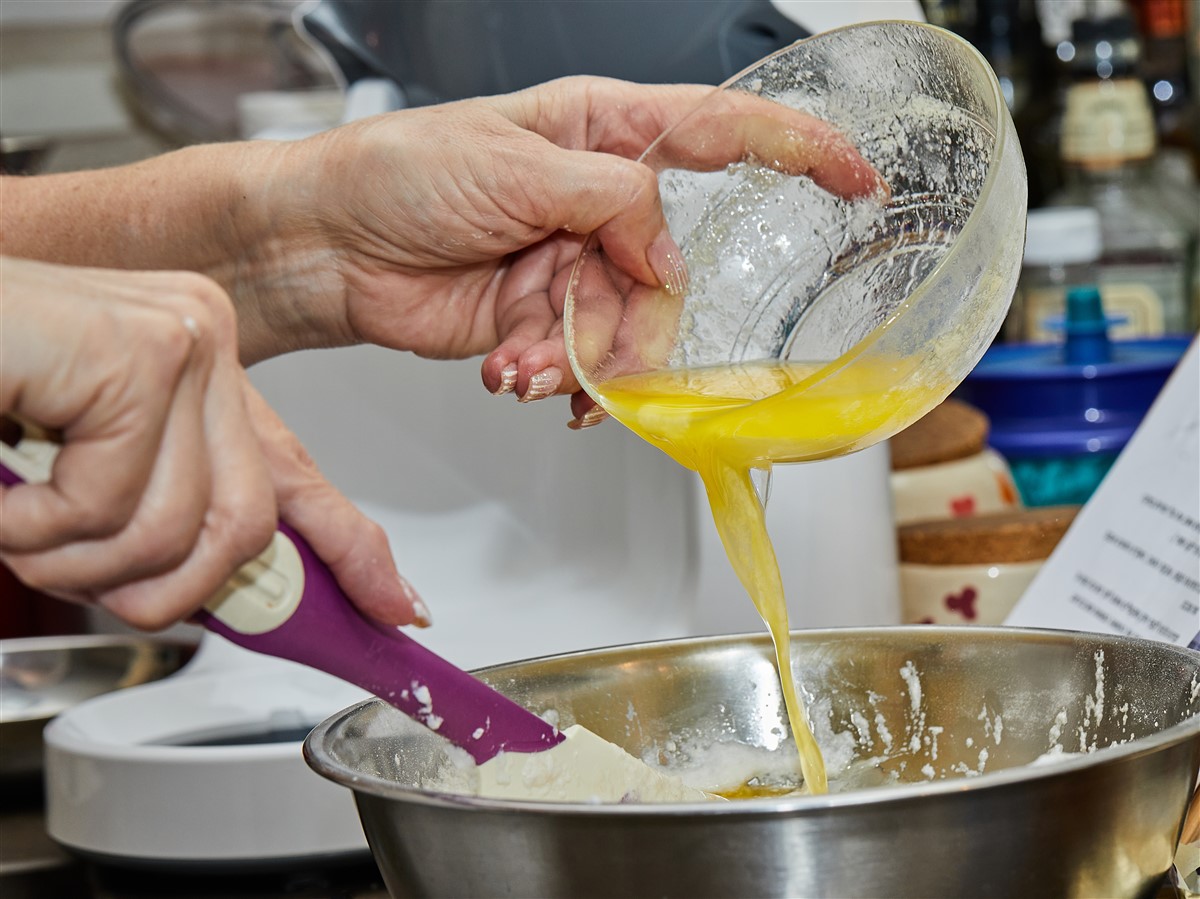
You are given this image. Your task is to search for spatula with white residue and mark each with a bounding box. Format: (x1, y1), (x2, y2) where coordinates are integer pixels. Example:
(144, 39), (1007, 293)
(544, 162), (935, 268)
(0, 427), (714, 804)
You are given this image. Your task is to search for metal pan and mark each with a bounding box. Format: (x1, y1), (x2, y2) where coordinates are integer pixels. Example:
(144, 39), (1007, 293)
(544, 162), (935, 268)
(0, 634), (193, 780)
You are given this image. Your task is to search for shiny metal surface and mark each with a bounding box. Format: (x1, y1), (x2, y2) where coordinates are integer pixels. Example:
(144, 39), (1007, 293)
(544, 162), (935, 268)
(0, 635), (192, 779)
(307, 627), (1200, 899)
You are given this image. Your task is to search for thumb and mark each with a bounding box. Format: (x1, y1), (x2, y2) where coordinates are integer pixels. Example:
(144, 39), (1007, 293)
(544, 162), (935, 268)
(524, 143), (684, 293)
(241, 384), (431, 629)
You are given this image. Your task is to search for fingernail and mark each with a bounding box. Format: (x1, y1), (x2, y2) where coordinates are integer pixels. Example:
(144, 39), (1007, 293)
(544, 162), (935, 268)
(493, 363), (518, 396)
(875, 172), (892, 201)
(180, 314), (202, 342)
(647, 229), (689, 295)
(568, 406), (609, 430)
(398, 575), (432, 627)
(520, 366), (562, 403)
(410, 597), (433, 628)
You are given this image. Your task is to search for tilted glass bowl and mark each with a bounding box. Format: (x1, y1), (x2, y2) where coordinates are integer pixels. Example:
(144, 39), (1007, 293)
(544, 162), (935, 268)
(565, 20), (1028, 459)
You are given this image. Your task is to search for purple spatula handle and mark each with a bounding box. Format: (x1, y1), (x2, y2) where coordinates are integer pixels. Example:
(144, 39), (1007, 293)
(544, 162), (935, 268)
(0, 462), (20, 488)
(0, 456), (561, 764)
(197, 521), (563, 763)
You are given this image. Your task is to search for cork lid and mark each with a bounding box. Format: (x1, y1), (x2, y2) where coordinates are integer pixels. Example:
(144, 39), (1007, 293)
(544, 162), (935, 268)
(890, 399), (990, 471)
(898, 506), (1080, 565)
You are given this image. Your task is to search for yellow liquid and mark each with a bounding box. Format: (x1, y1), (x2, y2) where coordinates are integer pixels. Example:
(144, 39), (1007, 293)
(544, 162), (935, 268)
(713, 780), (805, 800)
(596, 359), (947, 794)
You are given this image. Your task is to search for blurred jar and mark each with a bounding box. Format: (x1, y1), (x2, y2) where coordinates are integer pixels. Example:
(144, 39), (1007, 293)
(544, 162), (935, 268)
(890, 399), (1021, 526)
(899, 506), (1079, 625)
(1151, 148), (1200, 331)
(1008, 206), (1103, 342)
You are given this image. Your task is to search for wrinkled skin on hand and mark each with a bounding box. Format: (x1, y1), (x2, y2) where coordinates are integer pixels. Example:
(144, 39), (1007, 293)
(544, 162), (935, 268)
(0, 76), (883, 628)
(2, 77), (883, 426)
(0, 258), (424, 631)
(236, 77), (885, 423)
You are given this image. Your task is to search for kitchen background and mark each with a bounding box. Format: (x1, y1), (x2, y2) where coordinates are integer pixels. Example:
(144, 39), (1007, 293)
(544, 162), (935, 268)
(4, 0), (1196, 648)
(1, 0), (1197, 896)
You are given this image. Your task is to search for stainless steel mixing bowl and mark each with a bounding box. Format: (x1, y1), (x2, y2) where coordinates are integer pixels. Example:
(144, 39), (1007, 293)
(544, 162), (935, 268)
(306, 626), (1200, 899)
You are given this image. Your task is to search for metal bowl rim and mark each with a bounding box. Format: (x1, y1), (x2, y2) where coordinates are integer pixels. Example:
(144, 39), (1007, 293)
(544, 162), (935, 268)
(304, 625), (1200, 816)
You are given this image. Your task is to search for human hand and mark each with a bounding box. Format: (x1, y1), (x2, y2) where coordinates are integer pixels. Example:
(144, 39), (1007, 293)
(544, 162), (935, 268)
(233, 76), (884, 424)
(0, 257), (426, 631)
(1184, 784), (1200, 845)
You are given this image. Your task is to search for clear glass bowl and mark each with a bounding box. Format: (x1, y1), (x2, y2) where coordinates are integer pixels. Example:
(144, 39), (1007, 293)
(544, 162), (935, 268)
(565, 20), (1028, 459)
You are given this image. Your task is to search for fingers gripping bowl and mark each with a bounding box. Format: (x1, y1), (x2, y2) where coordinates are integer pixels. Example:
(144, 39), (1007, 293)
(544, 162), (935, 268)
(306, 627), (1200, 899)
(564, 20), (1028, 444)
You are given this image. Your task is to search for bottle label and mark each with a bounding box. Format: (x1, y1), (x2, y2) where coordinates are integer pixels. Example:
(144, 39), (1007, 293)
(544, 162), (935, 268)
(1101, 258), (1187, 333)
(1021, 282), (1165, 341)
(1061, 81), (1157, 166)
(1097, 281), (1166, 337)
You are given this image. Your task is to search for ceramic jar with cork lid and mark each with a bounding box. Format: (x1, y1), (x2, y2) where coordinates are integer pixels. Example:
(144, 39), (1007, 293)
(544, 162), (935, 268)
(889, 399), (1021, 526)
(898, 505), (1079, 626)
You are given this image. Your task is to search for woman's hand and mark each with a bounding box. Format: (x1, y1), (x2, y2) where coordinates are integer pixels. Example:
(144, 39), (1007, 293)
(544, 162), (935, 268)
(232, 77), (885, 421)
(0, 257), (426, 631)
(1, 76), (884, 428)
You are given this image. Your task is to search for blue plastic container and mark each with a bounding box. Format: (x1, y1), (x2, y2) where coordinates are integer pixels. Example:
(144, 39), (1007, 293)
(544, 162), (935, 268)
(956, 299), (1191, 506)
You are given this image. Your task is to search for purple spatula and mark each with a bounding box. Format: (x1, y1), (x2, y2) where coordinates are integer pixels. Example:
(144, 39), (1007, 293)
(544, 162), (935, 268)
(1, 424), (715, 802)
(195, 520), (564, 764)
(0, 434), (559, 764)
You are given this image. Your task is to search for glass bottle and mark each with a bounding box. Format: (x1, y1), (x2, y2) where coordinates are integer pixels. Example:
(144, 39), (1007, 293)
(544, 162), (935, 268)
(1048, 15), (1197, 337)
(1009, 206), (1104, 342)
(1131, 0), (1196, 166)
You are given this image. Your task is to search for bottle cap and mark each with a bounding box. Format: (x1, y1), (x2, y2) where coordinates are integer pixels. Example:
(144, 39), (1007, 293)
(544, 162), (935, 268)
(1061, 79), (1157, 166)
(1022, 207), (1103, 266)
(1063, 286), (1112, 365)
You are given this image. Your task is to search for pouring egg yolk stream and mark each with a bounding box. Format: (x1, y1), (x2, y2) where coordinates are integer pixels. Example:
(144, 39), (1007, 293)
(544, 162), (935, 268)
(594, 360), (951, 796)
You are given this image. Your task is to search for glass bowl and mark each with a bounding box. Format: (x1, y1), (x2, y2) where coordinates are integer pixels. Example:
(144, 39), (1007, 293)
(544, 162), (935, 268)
(565, 20), (1028, 462)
